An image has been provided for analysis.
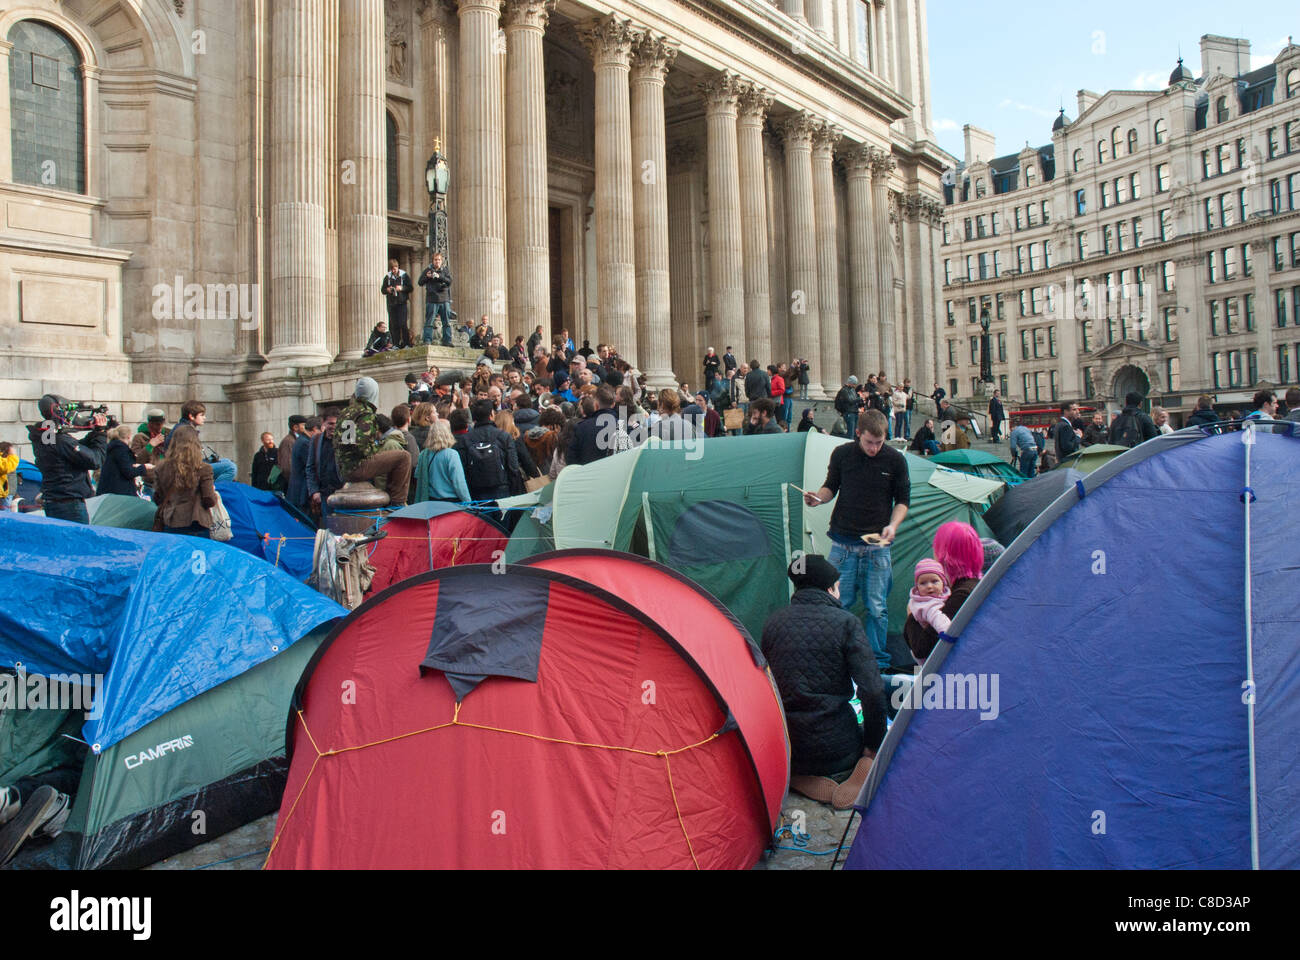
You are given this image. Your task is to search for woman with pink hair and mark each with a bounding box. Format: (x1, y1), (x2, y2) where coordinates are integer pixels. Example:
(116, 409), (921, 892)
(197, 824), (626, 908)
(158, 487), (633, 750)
(905, 521), (985, 664)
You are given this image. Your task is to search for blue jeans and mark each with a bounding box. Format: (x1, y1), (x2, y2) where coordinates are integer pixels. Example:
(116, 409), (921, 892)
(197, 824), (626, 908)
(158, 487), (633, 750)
(781, 397), (793, 425)
(924, 440), (940, 456)
(844, 412), (858, 438)
(1018, 449), (1038, 478)
(894, 412), (906, 438)
(43, 499), (89, 524)
(904, 410), (912, 438)
(211, 459), (237, 484)
(829, 539), (893, 671)
(425, 301), (453, 346)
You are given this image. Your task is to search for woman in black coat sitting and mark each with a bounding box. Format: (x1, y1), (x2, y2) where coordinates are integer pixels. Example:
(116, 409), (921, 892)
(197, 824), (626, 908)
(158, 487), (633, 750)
(98, 424), (153, 496)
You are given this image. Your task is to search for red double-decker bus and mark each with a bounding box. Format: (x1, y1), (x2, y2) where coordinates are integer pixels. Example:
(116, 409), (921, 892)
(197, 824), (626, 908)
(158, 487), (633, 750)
(1006, 404), (1097, 432)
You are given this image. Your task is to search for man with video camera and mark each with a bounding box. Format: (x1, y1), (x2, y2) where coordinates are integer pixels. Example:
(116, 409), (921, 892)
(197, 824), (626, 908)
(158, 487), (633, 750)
(26, 395), (112, 524)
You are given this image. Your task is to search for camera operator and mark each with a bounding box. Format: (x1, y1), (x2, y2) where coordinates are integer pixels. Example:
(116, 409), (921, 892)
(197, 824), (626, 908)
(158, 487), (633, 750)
(26, 395), (110, 524)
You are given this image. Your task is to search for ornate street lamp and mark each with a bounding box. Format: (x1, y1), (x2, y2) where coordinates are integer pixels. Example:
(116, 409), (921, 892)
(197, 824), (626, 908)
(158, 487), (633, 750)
(426, 141), (449, 259)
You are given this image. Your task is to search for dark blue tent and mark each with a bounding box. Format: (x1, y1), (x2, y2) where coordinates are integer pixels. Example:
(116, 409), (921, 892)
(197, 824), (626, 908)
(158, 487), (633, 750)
(216, 481), (316, 581)
(845, 423), (1300, 869)
(0, 512), (343, 751)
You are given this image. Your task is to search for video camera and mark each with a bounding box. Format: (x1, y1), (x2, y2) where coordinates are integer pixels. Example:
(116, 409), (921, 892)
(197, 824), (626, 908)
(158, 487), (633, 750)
(39, 395), (119, 431)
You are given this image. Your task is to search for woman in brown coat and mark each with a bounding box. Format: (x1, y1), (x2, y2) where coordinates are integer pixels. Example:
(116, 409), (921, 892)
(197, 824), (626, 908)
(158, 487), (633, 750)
(152, 424), (217, 538)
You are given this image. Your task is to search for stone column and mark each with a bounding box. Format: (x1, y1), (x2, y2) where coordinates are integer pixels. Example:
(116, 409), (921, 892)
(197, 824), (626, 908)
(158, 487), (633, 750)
(871, 149), (897, 376)
(0, 41), (12, 182)
(268, 0), (332, 368)
(877, 0), (893, 85)
(737, 83), (773, 367)
(806, 0), (830, 37)
(505, 0), (553, 346)
(782, 0), (807, 22)
(579, 15), (639, 354)
(701, 73), (745, 361)
(778, 112), (824, 398)
(458, 0), (509, 335)
(631, 33), (679, 388)
(812, 121), (842, 391)
(668, 142), (700, 388)
(336, 0), (387, 360)
(323, 0), (339, 361)
(845, 143), (878, 377)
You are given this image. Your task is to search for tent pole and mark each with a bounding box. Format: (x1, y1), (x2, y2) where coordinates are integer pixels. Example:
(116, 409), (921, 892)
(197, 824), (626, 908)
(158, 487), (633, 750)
(831, 808), (857, 870)
(1243, 422), (1259, 871)
(780, 484), (793, 599)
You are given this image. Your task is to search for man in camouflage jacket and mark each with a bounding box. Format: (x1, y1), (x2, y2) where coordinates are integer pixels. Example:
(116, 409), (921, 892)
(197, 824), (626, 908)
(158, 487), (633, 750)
(333, 377), (412, 506)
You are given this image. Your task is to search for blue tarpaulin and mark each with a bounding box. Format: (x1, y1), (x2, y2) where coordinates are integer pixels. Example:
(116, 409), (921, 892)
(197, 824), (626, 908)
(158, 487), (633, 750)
(216, 481), (316, 581)
(846, 427), (1300, 869)
(0, 512), (343, 752)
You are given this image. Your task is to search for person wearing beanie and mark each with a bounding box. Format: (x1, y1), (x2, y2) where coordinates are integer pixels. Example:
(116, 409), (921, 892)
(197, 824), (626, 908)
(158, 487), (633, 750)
(906, 559), (952, 644)
(759, 554), (888, 810)
(333, 376), (413, 506)
(906, 522), (985, 664)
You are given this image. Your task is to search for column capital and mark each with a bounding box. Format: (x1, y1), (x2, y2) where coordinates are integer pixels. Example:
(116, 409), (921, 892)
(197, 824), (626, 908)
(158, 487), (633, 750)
(921, 197), (946, 225)
(504, 0), (554, 30)
(870, 147), (896, 178)
(457, 0), (502, 15)
(844, 140), (875, 176)
(577, 14), (640, 68)
(812, 120), (842, 156)
(698, 72), (744, 114)
(736, 82), (773, 122)
(630, 33), (679, 81)
(775, 110), (818, 147)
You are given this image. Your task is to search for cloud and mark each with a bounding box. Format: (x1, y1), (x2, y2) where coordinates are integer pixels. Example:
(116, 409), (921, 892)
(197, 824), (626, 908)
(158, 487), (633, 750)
(1250, 37), (1290, 70)
(934, 117), (961, 132)
(997, 98), (1056, 119)
(1131, 70), (1167, 90)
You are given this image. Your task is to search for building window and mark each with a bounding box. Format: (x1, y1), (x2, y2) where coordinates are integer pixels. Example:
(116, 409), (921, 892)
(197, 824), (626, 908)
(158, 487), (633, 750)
(999, 375), (1009, 396)
(947, 340), (957, 367)
(1166, 357), (1180, 392)
(1289, 174), (1299, 211)
(1015, 207), (1024, 230)
(1133, 217), (1143, 246)
(1225, 297), (1239, 333)
(1117, 221), (1128, 253)
(1239, 188), (1249, 224)
(1161, 261), (1175, 292)
(1269, 127), (1280, 159)
(1049, 370), (1059, 401)
(946, 301), (956, 326)
(1217, 143), (1231, 175)
(1228, 350), (1242, 387)
(1080, 319), (1091, 353)
(1116, 177), (1129, 205)
(1279, 289), (1289, 328)
(1098, 140), (1108, 164)
(1288, 68), (1300, 99)
(964, 218), (974, 241)
(7, 20), (87, 194)
(1048, 326), (1057, 357)
(1287, 121), (1298, 154)
(854, 0), (872, 68)
(991, 212), (1001, 235)
(1247, 349), (1258, 385)
(965, 256), (974, 281)
(1245, 293), (1255, 331)
(1026, 204), (1037, 228)
(1216, 97), (1229, 124)
(1016, 245), (1025, 272)
(944, 259), (952, 285)
(1077, 231), (1088, 259)
(1207, 252), (1218, 285)
(1101, 182), (1111, 209)
(942, 221), (951, 245)
(996, 293), (1006, 320)
(1219, 193), (1233, 228)
(1292, 233), (1300, 267)
(1223, 247), (1237, 281)
(1272, 237), (1283, 271)
(1111, 127), (1123, 158)
(1280, 345), (1292, 385)
(1041, 200), (1050, 224)
(1159, 209), (1172, 242)
(1020, 329), (1031, 360)
(1126, 129), (1138, 155)
(1044, 240), (1052, 269)
(1163, 308), (1177, 342)
(1023, 166), (1036, 187)
(1031, 287), (1042, 315)
(1271, 179), (1283, 214)
(1084, 367), (1095, 397)
(992, 250), (1002, 277)
(1156, 164), (1170, 193)
(968, 298), (977, 324)
(1236, 137), (1247, 168)
(950, 379), (959, 398)
(975, 178), (987, 198)
(1205, 198), (1216, 231)
(386, 111), (400, 210)
(1018, 289), (1027, 316)
(1242, 243), (1252, 278)
(970, 336), (979, 364)
(997, 332), (1006, 362)
(979, 253), (989, 280)
(1075, 190), (1087, 216)
(1209, 300), (1220, 335)
(1028, 243), (1039, 272)
(1102, 225), (1113, 254)
(1022, 373), (1032, 399)
(1202, 150), (1212, 180)
(1130, 172), (1142, 200)
(1073, 148), (1083, 172)
(1154, 118), (1167, 145)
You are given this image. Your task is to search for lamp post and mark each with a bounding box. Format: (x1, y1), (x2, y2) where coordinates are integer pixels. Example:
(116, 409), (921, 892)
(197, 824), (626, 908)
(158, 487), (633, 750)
(426, 141), (449, 258)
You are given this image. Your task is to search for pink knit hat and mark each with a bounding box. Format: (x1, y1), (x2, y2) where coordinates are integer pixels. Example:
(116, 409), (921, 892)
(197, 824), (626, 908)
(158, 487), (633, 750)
(914, 558), (949, 589)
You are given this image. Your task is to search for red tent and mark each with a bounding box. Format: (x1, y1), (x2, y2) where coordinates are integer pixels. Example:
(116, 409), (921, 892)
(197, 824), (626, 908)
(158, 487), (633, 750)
(266, 551), (789, 870)
(365, 502), (509, 595)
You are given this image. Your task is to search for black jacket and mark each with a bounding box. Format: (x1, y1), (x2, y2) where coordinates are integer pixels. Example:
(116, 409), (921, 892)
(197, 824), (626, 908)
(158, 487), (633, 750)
(366, 327), (392, 352)
(988, 398), (1005, 424)
(743, 368), (771, 402)
(418, 264), (452, 303)
(761, 589), (887, 776)
(305, 432), (343, 500)
(1108, 405), (1159, 447)
(835, 385), (864, 416)
(910, 425), (936, 453)
(905, 577), (979, 664)
(455, 422), (520, 500)
(97, 438), (148, 497)
(1053, 417), (1081, 461)
(28, 424), (107, 502)
(381, 270), (413, 306)
(1186, 407), (1220, 428)
(250, 446), (280, 490)
(567, 408), (619, 467)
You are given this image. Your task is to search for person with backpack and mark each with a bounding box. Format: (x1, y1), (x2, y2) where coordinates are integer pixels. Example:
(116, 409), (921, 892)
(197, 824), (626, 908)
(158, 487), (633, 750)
(1052, 402), (1082, 463)
(1108, 392), (1158, 448)
(834, 376), (865, 438)
(456, 398), (519, 503)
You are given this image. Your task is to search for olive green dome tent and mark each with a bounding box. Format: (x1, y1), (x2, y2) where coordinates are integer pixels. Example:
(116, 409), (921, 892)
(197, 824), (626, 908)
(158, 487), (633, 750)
(930, 449), (1027, 486)
(1059, 444), (1128, 474)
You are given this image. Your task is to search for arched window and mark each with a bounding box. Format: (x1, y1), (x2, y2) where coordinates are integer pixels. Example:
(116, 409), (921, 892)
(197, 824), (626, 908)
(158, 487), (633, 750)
(7, 19), (86, 194)
(386, 111), (399, 211)
(975, 178), (986, 198)
(1126, 128), (1138, 154)
(1072, 148), (1083, 172)
(1024, 164), (1036, 186)
(1215, 96), (1229, 124)
(1287, 69), (1299, 99)
(1098, 139), (1109, 164)
(1154, 118), (1167, 145)
(1111, 127), (1122, 158)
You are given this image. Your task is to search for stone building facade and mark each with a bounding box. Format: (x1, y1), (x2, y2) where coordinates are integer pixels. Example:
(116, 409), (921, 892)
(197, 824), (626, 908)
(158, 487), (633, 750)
(1, 0), (949, 464)
(939, 34), (1300, 422)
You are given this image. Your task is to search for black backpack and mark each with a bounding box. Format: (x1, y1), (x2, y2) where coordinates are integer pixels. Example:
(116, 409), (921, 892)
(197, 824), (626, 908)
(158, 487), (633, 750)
(465, 434), (508, 492)
(1111, 412), (1143, 449)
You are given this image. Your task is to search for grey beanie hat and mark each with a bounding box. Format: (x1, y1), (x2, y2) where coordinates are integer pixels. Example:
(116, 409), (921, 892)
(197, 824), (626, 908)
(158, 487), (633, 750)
(354, 376), (380, 407)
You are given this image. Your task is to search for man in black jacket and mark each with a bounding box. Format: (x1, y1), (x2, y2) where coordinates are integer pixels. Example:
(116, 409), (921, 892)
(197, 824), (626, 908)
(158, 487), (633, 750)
(1053, 401), (1082, 462)
(1108, 392), (1158, 448)
(1186, 394), (1220, 428)
(987, 391), (1006, 442)
(250, 432), (280, 490)
(834, 376), (864, 437)
(761, 554), (887, 809)
(417, 252), (453, 346)
(566, 386), (620, 466)
(27, 395), (109, 524)
(456, 398), (520, 502)
(382, 258), (414, 349)
(305, 409), (343, 521)
(743, 360), (770, 406)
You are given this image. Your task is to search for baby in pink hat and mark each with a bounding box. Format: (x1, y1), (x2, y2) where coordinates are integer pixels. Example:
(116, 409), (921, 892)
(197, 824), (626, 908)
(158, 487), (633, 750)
(907, 558), (952, 635)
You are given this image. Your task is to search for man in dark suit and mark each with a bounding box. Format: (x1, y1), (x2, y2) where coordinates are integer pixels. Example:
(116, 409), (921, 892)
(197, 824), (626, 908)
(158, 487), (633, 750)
(987, 391), (1006, 442)
(743, 360), (771, 408)
(1053, 401), (1082, 462)
(382, 259), (414, 349)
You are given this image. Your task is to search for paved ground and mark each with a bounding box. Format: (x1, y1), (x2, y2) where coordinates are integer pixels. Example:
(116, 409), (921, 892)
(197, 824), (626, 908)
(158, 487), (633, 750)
(145, 791), (855, 870)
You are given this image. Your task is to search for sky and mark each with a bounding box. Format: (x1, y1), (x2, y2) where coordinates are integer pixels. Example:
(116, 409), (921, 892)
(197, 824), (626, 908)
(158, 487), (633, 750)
(927, 1), (1296, 164)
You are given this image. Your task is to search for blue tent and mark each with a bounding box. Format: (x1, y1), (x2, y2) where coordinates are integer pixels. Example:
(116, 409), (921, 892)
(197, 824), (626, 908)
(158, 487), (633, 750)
(216, 481), (317, 581)
(846, 423), (1300, 869)
(0, 512), (343, 752)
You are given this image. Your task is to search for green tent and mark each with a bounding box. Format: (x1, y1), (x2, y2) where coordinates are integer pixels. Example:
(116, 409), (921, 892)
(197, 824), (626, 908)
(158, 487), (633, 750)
(9, 630), (326, 870)
(930, 449), (1027, 486)
(86, 494), (157, 530)
(503, 483), (555, 563)
(882, 457), (1003, 641)
(1059, 444), (1128, 474)
(507, 433), (845, 638)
